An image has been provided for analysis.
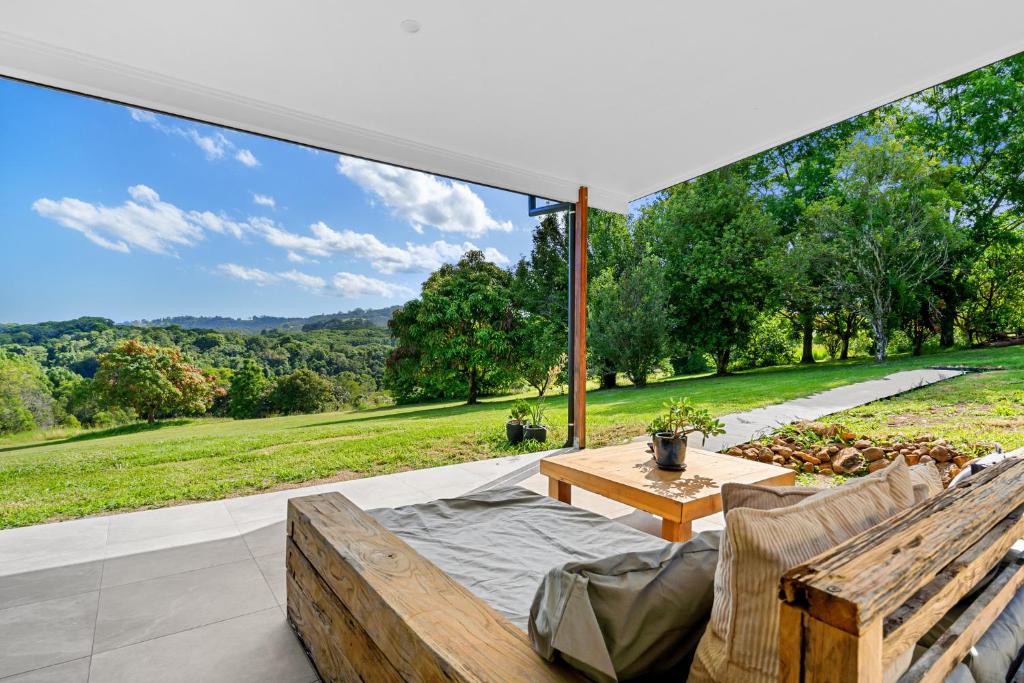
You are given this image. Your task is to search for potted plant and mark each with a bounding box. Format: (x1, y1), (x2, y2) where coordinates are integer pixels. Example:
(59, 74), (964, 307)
(524, 400), (548, 443)
(647, 398), (725, 470)
(506, 399), (529, 444)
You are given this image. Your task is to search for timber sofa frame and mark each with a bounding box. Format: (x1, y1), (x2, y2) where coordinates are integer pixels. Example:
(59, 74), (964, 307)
(780, 456), (1024, 683)
(285, 492), (580, 682)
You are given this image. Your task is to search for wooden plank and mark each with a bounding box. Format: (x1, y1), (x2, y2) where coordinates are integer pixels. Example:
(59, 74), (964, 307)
(286, 539), (403, 683)
(287, 492), (579, 683)
(661, 518), (691, 542)
(900, 558), (1024, 683)
(778, 602), (804, 683)
(882, 504), (1024, 668)
(781, 457), (1024, 634)
(573, 186), (588, 448)
(804, 618), (883, 683)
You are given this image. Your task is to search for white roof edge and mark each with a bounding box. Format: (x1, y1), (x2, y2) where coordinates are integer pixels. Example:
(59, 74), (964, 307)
(0, 31), (632, 214)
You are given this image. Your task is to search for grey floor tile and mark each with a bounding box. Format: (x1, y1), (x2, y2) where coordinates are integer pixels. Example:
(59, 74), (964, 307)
(105, 501), (235, 545)
(0, 592), (97, 679)
(0, 657), (90, 682)
(0, 517), (109, 576)
(93, 559), (276, 653)
(89, 608), (316, 683)
(102, 533), (251, 588)
(0, 560), (102, 610)
(254, 552), (286, 605)
(238, 518), (286, 558)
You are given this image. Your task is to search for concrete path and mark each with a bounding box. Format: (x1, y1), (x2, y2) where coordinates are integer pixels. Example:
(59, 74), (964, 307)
(0, 367), (964, 682)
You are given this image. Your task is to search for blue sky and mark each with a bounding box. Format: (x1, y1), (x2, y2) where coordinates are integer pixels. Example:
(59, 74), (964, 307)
(0, 77), (538, 323)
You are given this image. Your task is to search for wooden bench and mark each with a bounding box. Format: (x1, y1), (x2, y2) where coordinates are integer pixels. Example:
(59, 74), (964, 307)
(285, 491), (580, 682)
(780, 456), (1024, 683)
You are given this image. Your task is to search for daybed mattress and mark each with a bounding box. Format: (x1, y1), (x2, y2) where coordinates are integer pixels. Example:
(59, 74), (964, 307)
(368, 485), (670, 630)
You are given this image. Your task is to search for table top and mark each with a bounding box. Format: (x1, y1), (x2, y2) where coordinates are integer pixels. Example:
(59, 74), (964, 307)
(540, 441), (796, 522)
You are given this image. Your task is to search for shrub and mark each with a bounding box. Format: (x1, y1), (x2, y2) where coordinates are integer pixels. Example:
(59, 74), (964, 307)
(269, 369), (334, 415)
(734, 314), (794, 369)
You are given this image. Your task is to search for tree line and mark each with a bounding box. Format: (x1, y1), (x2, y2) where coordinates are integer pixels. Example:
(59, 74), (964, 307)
(0, 317), (393, 434)
(386, 54), (1024, 403)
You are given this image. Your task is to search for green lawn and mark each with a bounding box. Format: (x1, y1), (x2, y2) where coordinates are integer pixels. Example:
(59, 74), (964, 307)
(1, 345), (1022, 528)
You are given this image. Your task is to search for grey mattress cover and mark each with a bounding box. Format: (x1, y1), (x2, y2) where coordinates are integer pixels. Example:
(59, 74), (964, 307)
(368, 485), (671, 630)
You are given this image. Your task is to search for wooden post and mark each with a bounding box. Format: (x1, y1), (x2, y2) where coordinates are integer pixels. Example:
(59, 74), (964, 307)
(573, 186), (588, 448)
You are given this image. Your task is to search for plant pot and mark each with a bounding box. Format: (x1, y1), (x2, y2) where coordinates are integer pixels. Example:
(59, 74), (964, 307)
(653, 432), (688, 470)
(506, 421), (525, 444)
(524, 425), (547, 443)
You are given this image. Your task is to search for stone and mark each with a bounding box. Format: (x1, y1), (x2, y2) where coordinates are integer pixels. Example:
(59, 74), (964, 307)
(854, 439), (873, 450)
(819, 467), (834, 476)
(919, 454), (935, 465)
(841, 431), (857, 441)
(832, 447), (865, 474)
(743, 449), (759, 460)
(797, 452), (820, 465)
(905, 453), (922, 466)
(757, 451), (775, 464)
(802, 462), (816, 473)
(772, 455), (786, 465)
(827, 445), (840, 456)
(952, 454), (970, 468)
(917, 434), (936, 443)
(727, 447), (743, 457)
(868, 460), (889, 473)
(863, 447), (886, 462)
(775, 446), (793, 458)
(929, 445), (952, 463)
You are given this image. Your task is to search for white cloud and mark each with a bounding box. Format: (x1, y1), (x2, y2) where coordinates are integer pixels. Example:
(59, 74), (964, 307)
(337, 157), (513, 238)
(252, 193), (276, 208)
(250, 219), (509, 274)
(187, 210), (247, 239)
(129, 107), (259, 168)
(218, 263), (408, 299)
(33, 185), (206, 254)
(286, 251), (308, 263)
(332, 272), (411, 298)
(235, 149), (259, 167)
(279, 269), (326, 291)
(217, 263), (277, 285)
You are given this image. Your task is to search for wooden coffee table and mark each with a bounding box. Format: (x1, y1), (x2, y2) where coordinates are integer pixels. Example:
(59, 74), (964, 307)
(540, 442), (796, 541)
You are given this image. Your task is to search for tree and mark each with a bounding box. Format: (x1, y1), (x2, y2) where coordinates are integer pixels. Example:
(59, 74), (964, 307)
(651, 165), (786, 375)
(901, 55), (1024, 346)
(809, 128), (954, 360)
(229, 359), (270, 419)
(0, 351), (55, 434)
(957, 239), (1024, 345)
(385, 251), (521, 404)
(587, 257), (668, 387)
(93, 339), (215, 422)
(269, 369), (334, 415)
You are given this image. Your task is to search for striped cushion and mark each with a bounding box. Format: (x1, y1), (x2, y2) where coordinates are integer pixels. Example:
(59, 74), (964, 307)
(688, 456), (913, 683)
(909, 462), (943, 503)
(720, 483), (818, 516)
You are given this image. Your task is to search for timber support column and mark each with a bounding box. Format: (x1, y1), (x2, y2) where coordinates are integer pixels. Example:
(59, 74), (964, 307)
(572, 187), (588, 448)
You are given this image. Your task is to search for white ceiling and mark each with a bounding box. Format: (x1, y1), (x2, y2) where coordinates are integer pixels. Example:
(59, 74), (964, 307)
(2, 1), (1024, 213)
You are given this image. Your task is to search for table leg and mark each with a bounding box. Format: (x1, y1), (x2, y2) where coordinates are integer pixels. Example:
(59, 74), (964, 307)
(661, 518), (692, 542)
(548, 478), (571, 504)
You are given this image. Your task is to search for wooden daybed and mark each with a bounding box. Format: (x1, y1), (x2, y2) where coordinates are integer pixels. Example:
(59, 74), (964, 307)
(286, 457), (1024, 682)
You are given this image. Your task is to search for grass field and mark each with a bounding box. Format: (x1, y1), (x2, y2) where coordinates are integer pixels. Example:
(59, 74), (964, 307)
(1, 345), (1022, 528)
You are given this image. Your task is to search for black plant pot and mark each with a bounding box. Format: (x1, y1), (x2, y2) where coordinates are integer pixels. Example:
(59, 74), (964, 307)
(524, 425), (547, 443)
(653, 432), (688, 470)
(506, 421), (525, 444)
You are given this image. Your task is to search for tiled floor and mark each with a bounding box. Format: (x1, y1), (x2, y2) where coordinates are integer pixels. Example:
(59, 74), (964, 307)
(0, 450), (595, 682)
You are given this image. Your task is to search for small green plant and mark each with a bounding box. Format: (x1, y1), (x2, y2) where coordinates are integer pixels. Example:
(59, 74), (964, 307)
(528, 400), (547, 428)
(508, 399), (530, 424)
(795, 472), (816, 486)
(647, 397), (726, 444)
(831, 474), (847, 487)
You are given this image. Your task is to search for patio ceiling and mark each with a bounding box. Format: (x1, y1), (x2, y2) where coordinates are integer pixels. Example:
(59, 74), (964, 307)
(2, 2), (1024, 213)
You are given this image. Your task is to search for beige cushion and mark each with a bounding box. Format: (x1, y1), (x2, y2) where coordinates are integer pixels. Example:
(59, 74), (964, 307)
(909, 462), (943, 503)
(688, 456), (913, 683)
(720, 483), (818, 516)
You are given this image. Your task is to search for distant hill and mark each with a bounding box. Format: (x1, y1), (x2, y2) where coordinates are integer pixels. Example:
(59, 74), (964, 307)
(129, 306), (400, 333)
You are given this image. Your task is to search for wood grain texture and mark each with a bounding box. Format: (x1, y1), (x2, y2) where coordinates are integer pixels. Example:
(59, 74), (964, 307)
(804, 618), (883, 683)
(286, 492), (579, 683)
(901, 558), (1024, 683)
(881, 504), (1024, 668)
(573, 185), (588, 448)
(781, 457), (1024, 634)
(778, 602), (804, 683)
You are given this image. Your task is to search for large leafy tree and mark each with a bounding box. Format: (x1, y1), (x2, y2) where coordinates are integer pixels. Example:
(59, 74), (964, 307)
(587, 256), (668, 387)
(901, 55), (1024, 346)
(228, 358), (270, 419)
(809, 127), (955, 360)
(94, 339), (215, 422)
(385, 251), (521, 404)
(269, 369), (334, 415)
(0, 350), (55, 434)
(651, 165), (786, 375)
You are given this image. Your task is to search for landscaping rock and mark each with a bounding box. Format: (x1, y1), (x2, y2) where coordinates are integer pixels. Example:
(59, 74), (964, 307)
(832, 447), (865, 474)
(953, 454), (970, 468)
(773, 446), (793, 458)
(867, 460), (889, 474)
(905, 453), (922, 466)
(797, 452), (820, 465)
(854, 439), (873, 450)
(863, 446), (886, 462)
(727, 447), (743, 457)
(929, 445), (952, 463)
